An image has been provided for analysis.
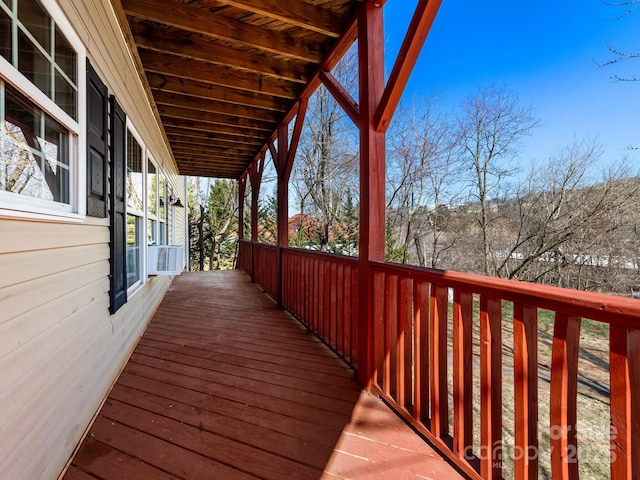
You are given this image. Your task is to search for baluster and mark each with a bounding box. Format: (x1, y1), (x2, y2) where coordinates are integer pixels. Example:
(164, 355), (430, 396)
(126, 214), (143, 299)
(513, 303), (538, 480)
(323, 260), (331, 343)
(609, 325), (640, 480)
(414, 279), (430, 424)
(351, 268), (359, 370)
(343, 265), (352, 363)
(453, 290), (473, 461)
(549, 313), (581, 480)
(373, 270), (386, 388)
(336, 263), (345, 355)
(430, 284), (448, 438)
(397, 276), (413, 410)
(384, 274), (398, 398)
(480, 295), (502, 480)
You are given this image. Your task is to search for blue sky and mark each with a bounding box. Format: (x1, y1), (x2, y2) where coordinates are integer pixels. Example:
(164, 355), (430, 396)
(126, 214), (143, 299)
(383, 0), (640, 168)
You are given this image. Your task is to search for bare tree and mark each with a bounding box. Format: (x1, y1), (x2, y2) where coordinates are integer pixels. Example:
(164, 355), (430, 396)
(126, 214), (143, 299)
(292, 48), (359, 252)
(456, 84), (540, 275)
(387, 95), (463, 267)
(598, 0), (639, 81)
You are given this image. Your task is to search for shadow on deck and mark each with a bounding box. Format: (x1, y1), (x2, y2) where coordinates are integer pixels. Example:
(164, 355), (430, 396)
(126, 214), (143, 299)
(63, 271), (464, 480)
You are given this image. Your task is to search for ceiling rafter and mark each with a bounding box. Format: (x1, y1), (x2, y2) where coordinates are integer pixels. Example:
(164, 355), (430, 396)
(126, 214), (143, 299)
(161, 118), (269, 140)
(146, 73), (290, 112)
(152, 90), (283, 123)
(139, 50), (299, 99)
(222, 0), (343, 38)
(130, 24), (310, 83)
(163, 126), (265, 144)
(158, 105), (275, 132)
(122, 0), (325, 62)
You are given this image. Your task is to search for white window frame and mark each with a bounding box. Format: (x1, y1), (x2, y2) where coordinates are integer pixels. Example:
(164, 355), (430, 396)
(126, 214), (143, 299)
(0, 0), (86, 221)
(147, 154), (159, 247)
(125, 122), (146, 293)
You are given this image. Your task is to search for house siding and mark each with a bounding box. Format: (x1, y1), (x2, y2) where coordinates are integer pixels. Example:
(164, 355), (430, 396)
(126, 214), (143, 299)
(0, 0), (185, 478)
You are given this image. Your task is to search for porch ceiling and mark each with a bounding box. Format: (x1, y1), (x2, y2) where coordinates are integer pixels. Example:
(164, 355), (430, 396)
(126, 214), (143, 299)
(114, 0), (363, 179)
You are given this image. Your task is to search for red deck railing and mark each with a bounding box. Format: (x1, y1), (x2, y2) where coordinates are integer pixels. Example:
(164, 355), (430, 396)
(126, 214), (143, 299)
(281, 247), (359, 370)
(238, 241), (640, 480)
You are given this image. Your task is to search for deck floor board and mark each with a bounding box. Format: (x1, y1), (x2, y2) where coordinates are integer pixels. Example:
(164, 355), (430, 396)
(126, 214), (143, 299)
(63, 271), (465, 480)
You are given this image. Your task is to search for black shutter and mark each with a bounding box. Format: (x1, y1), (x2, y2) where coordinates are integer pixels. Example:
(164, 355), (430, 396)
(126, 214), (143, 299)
(86, 60), (108, 217)
(109, 96), (128, 314)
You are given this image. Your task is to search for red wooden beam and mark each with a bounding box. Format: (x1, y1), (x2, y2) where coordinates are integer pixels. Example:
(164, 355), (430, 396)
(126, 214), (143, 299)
(375, 0), (442, 132)
(238, 174), (247, 241)
(248, 151), (265, 243)
(285, 99), (308, 180)
(356, 1), (386, 387)
(319, 70), (359, 125)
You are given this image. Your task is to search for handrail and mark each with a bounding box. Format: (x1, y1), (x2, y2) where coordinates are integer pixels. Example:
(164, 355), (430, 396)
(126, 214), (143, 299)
(372, 260), (640, 328)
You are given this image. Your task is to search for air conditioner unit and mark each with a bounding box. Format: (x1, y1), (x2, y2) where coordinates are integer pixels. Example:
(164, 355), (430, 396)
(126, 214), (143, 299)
(148, 245), (184, 275)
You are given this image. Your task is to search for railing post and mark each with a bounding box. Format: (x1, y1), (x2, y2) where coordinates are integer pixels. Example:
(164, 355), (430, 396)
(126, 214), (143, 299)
(356, 1), (386, 388)
(237, 175), (246, 271)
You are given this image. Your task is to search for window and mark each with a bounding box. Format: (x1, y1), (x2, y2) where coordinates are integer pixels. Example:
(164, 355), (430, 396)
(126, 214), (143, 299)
(158, 174), (167, 245)
(1, 0), (77, 118)
(1, 81), (69, 204)
(147, 157), (157, 245)
(0, 0), (81, 216)
(126, 130), (143, 289)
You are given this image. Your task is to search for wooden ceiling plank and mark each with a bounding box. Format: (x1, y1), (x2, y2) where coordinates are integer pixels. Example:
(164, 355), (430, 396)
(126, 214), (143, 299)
(161, 117), (269, 140)
(164, 129), (263, 147)
(122, 0), (324, 62)
(130, 24), (310, 83)
(223, 0), (343, 38)
(158, 105), (275, 132)
(168, 136), (259, 151)
(152, 90), (282, 123)
(171, 145), (256, 157)
(147, 73), (290, 112)
(140, 50), (299, 99)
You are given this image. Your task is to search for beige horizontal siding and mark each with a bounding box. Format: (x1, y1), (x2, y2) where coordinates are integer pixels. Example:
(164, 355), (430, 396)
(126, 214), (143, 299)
(0, 0), (186, 478)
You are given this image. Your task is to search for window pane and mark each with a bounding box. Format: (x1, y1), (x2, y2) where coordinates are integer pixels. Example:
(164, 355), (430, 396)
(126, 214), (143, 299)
(42, 115), (69, 203)
(158, 176), (165, 220)
(147, 218), (157, 245)
(54, 70), (75, 119)
(0, 9), (11, 62)
(18, 30), (51, 96)
(126, 214), (141, 288)
(18, 0), (50, 51)
(147, 160), (156, 216)
(55, 27), (76, 83)
(126, 132), (143, 212)
(2, 84), (70, 203)
(158, 221), (166, 245)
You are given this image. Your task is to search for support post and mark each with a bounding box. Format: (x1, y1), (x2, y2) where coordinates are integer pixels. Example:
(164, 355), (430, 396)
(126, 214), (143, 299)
(248, 153), (265, 280)
(276, 123), (289, 307)
(237, 174), (247, 270)
(274, 100), (307, 307)
(357, 2), (386, 387)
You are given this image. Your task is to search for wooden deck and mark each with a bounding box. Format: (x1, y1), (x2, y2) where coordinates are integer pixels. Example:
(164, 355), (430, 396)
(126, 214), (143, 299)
(63, 271), (464, 480)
